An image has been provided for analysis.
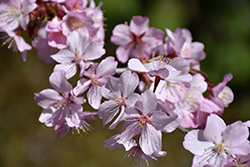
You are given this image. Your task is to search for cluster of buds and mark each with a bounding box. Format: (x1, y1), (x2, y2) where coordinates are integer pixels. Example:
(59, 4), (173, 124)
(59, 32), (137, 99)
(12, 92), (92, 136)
(0, 0), (249, 166)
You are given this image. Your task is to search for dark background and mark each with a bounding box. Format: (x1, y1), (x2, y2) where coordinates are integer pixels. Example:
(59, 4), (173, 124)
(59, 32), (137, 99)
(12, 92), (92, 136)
(0, 0), (250, 166)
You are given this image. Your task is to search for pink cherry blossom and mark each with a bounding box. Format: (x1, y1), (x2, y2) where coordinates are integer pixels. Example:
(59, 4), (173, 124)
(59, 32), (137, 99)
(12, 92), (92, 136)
(209, 73), (234, 114)
(32, 37), (58, 64)
(165, 28), (206, 69)
(32, 25), (58, 64)
(65, 0), (87, 12)
(104, 133), (167, 166)
(183, 114), (250, 167)
(98, 70), (140, 129)
(194, 98), (221, 129)
(73, 56), (118, 109)
(45, 16), (68, 49)
(0, 0), (37, 31)
(51, 30), (105, 79)
(34, 71), (88, 134)
(54, 111), (97, 138)
(0, 27), (32, 61)
(111, 15), (164, 63)
(128, 57), (192, 84)
(224, 153), (250, 167)
(117, 90), (179, 155)
(61, 11), (95, 36)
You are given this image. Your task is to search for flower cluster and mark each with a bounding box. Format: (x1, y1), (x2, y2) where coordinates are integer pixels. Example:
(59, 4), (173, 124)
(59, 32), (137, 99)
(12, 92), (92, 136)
(0, 0), (249, 166)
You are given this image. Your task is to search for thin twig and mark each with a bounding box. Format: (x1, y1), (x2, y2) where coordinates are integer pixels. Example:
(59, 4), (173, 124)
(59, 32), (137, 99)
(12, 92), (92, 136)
(177, 125), (189, 135)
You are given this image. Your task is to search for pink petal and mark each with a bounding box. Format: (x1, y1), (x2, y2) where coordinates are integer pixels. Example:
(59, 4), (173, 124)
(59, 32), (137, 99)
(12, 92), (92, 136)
(128, 58), (148, 72)
(96, 56), (117, 77)
(130, 16), (149, 36)
(65, 104), (83, 127)
(139, 124), (162, 155)
(68, 30), (87, 55)
(73, 78), (91, 96)
(101, 77), (120, 100)
(228, 140), (250, 155)
(83, 42), (105, 60)
(116, 45), (133, 63)
(120, 71), (139, 97)
(151, 111), (178, 133)
(51, 49), (75, 63)
(39, 108), (53, 127)
(49, 71), (73, 93)
(203, 114), (226, 143)
(142, 27), (164, 47)
(223, 121), (249, 148)
(98, 100), (120, 126)
(118, 121), (141, 144)
(136, 90), (157, 114)
(199, 98), (221, 113)
(87, 85), (102, 109)
(14, 35), (32, 52)
(109, 106), (126, 129)
(53, 63), (77, 79)
(183, 130), (214, 155)
(111, 24), (133, 45)
(34, 89), (62, 109)
(125, 93), (140, 107)
(166, 28), (186, 52)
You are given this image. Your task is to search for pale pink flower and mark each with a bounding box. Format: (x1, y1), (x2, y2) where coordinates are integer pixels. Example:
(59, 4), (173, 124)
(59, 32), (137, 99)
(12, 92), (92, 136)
(32, 25), (58, 64)
(104, 134), (167, 166)
(209, 73), (234, 114)
(129, 56), (192, 103)
(45, 16), (68, 49)
(165, 28), (206, 69)
(73, 56), (118, 109)
(0, 27), (32, 61)
(51, 30), (105, 79)
(123, 138), (167, 166)
(183, 114), (250, 167)
(0, 0), (37, 31)
(61, 11), (95, 36)
(172, 87), (203, 128)
(155, 80), (190, 103)
(117, 90), (179, 155)
(104, 134), (124, 150)
(111, 15), (164, 63)
(224, 153), (250, 167)
(34, 71), (86, 131)
(54, 111), (97, 138)
(128, 57), (192, 83)
(65, 0), (87, 12)
(98, 70), (140, 129)
(171, 74), (215, 128)
(32, 36), (58, 64)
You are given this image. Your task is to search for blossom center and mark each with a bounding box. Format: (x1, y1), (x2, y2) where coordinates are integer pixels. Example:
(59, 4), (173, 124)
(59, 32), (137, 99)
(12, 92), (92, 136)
(67, 17), (85, 31)
(6, 5), (22, 18)
(139, 114), (150, 126)
(214, 141), (226, 155)
(130, 32), (146, 47)
(54, 93), (71, 109)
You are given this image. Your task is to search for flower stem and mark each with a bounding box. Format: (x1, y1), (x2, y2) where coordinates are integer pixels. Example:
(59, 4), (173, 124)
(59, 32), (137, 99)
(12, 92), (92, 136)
(177, 125), (189, 135)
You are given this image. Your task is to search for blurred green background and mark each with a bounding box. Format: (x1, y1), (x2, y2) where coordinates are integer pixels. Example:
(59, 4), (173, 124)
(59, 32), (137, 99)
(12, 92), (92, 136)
(0, 0), (250, 166)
